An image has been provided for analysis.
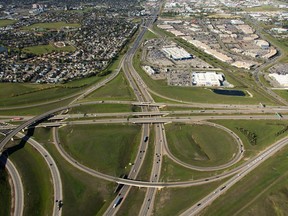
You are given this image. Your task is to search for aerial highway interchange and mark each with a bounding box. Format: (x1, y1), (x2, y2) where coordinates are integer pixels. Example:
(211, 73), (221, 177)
(1, 0), (288, 216)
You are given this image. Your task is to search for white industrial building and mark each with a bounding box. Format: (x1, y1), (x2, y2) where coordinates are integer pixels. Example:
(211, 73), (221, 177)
(142, 65), (155, 75)
(269, 73), (288, 87)
(162, 46), (193, 60)
(191, 71), (224, 87)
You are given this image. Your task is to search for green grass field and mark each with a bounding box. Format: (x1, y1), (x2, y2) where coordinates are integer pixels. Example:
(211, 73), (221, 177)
(84, 72), (136, 101)
(9, 143), (53, 216)
(165, 123), (238, 167)
(41, 138), (115, 216)
(211, 120), (288, 158)
(0, 19), (16, 27)
(161, 156), (219, 182)
(59, 124), (141, 176)
(201, 145), (288, 216)
(153, 178), (227, 216)
(0, 166), (11, 216)
(23, 44), (76, 55)
(22, 22), (80, 30)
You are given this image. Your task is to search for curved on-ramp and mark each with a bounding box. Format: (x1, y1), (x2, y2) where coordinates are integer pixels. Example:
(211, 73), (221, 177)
(0, 157), (24, 216)
(16, 132), (63, 216)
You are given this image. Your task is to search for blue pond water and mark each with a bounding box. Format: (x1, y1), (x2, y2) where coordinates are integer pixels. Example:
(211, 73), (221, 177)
(212, 89), (245, 96)
(0, 46), (7, 53)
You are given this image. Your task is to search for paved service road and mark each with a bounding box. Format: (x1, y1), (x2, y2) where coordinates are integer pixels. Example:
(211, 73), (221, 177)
(0, 157), (24, 216)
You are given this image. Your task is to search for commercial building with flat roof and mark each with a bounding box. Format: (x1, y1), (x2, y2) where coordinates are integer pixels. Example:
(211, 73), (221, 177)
(192, 71), (224, 87)
(162, 46), (192, 60)
(269, 73), (288, 87)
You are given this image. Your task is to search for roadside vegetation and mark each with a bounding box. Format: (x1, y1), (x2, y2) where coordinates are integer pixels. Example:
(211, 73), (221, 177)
(153, 178), (227, 216)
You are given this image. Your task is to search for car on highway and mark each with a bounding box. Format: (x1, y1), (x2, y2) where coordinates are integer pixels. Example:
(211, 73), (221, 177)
(144, 136), (149, 142)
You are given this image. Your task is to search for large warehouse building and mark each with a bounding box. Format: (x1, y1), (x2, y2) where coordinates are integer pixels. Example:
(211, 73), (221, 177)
(192, 71), (225, 87)
(269, 73), (288, 87)
(162, 46), (193, 61)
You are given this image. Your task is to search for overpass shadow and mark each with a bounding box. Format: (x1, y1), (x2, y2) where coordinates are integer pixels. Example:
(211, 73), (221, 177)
(0, 127), (35, 168)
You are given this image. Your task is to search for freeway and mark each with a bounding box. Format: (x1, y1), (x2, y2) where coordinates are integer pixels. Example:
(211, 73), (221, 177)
(102, 2), (165, 215)
(103, 124), (150, 215)
(0, 157), (24, 216)
(18, 114), (281, 128)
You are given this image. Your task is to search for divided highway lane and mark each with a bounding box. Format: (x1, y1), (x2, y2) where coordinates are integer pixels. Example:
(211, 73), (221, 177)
(0, 157), (24, 216)
(180, 135), (288, 216)
(103, 124), (150, 216)
(139, 123), (165, 216)
(16, 132), (63, 216)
